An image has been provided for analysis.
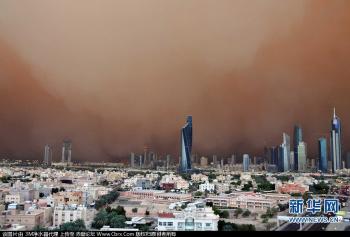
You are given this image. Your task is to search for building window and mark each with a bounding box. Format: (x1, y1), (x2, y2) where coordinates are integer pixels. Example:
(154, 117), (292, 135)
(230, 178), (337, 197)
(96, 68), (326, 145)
(167, 222), (173, 226)
(206, 223), (211, 227)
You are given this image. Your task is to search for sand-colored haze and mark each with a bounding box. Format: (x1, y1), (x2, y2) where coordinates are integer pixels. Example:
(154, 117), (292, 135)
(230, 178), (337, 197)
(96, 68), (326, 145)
(0, 0), (350, 162)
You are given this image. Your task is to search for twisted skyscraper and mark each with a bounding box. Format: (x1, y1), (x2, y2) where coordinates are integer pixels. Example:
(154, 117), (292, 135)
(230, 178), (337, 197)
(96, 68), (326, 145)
(179, 116), (193, 173)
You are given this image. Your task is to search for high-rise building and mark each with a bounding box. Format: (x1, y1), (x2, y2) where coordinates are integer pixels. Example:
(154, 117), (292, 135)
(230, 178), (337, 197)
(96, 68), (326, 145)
(212, 155), (218, 166)
(130, 153), (135, 168)
(166, 154), (171, 170)
(61, 140), (72, 163)
(318, 137), (328, 173)
(139, 155), (143, 168)
(200, 157), (208, 167)
(290, 151), (294, 170)
(270, 147), (278, 165)
(281, 133), (291, 172)
(278, 146), (284, 172)
(331, 108), (342, 172)
(346, 152), (350, 169)
(220, 159), (224, 168)
(243, 154), (250, 172)
(43, 145), (52, 166)
(297, 142), (307, 172)
(230, 154), (235, 165)
(293, 125), (303, 171)
(179, 116), (193, 173)
(143, 145), (149, 167)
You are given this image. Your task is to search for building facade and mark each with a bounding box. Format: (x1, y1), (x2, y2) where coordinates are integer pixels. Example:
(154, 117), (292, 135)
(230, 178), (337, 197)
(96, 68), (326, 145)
(331, 108), (342, 172)
(243, 154), (250, 172)
(318, 137), (328, 173)
(157, 202), (218, 231)
(297, 142), (307, 172)
(179, 116), (193, 173)
(293, 125), (303, 171)
(61, 140), (72, 163)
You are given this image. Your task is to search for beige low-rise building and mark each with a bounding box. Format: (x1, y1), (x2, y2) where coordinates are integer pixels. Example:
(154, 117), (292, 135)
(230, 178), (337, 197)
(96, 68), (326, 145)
(206, 191), (290, 211)
(53, 205), (96, 228)
(0, 209), (45, 230)
(53, 191), (83, 206)
(122, 190), (192, 204)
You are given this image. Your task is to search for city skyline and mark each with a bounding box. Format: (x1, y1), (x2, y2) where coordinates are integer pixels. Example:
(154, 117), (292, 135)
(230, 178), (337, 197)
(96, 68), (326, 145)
(1, 1), (350, 161)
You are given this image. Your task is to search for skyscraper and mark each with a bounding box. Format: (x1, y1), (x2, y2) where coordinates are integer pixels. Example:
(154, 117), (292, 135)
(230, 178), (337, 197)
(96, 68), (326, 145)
(331, 108), (342, 172)
(230, 154), (235, 165)
(166, 154), (171, 170)
(143, 145), (149, 167)
(318, 137), (328, 173)
(346, 152), (350, 169)
(43, 145), (52, 166)
(293, 125), (303, 171)
(130, 152), (135, 168)
(243, 154), (250, 172)
(212, 155), (218, 166)
(61, 140), (72, 163)
(278, 146), (284, 172)
(281, 133), (291, 172)
(297, 142), (307, 172)
(270, 146), (278, 165)
(179, 116), (192, 173)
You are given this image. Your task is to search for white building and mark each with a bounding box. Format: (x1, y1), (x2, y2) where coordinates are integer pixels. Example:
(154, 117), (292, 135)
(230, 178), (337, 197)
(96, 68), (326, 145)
(199, 182), (215, 193)
(5, 194), (22, 203)
(157, 202), (219, 231)
(53, 205), (96, 228)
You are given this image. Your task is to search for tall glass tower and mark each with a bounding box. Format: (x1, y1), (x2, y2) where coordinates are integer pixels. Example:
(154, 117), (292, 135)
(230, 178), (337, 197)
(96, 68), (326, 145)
(318, 137), (328, 173)
(243, 154), (250, 172)
(180, 116), (193, 173)
(61, 140), (72, 163)
(293, 125), (303, 171)
(331, 108), (342, 172)
(281, 133), (291, 172)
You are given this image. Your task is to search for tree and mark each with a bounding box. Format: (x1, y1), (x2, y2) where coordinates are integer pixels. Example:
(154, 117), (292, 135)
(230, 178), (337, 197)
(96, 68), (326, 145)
(234, 208), (243, 218)
(57, 219), (86, 231)
(220, 210), (230, 219)
(194, 191), (203, 197)
(39, 193), (45, 198)
(32, 225), (49, 231)
(92, 209), (109, 229)
(132, 208), (138, 213)
(0, 176), (10, 183)
(241, 181), (253, 191)
(242, 209), (251, 217)
(310, 181), (329, 195)
(110, 215), (126, 228)
(139, 225), (150, 231)
(113, 206), (126, 216)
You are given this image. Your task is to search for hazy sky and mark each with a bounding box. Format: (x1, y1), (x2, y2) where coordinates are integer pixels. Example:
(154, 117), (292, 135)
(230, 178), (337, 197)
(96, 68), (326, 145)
(0, 0), (350, 162)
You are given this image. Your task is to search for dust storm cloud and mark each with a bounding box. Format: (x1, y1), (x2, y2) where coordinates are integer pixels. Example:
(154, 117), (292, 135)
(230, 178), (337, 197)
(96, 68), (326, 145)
(0, 0), (350, 162)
